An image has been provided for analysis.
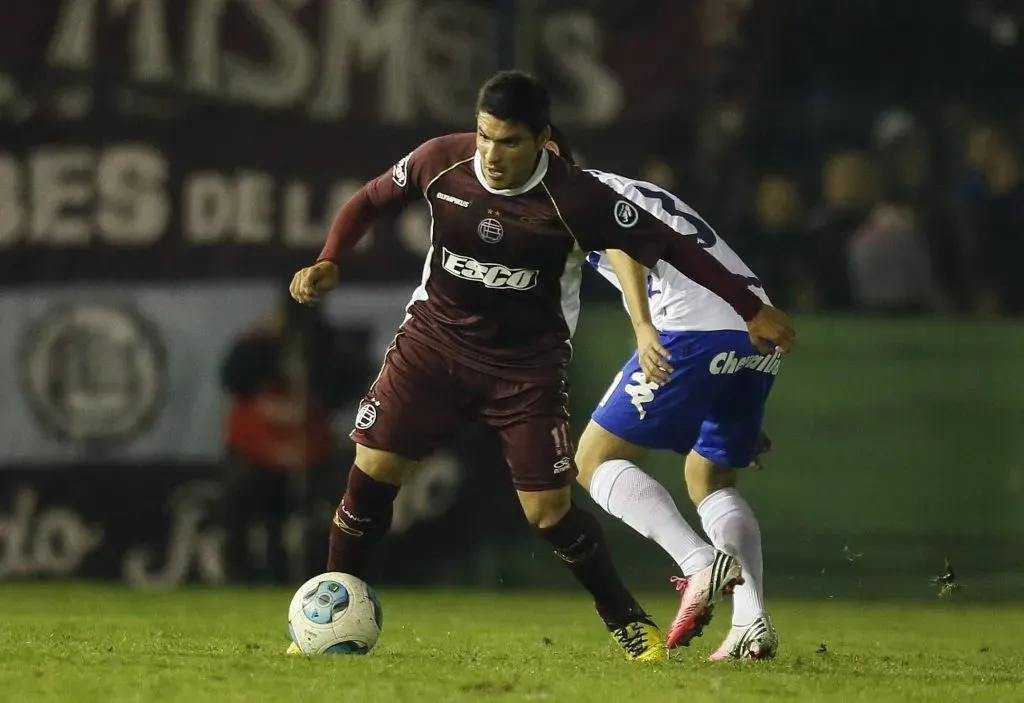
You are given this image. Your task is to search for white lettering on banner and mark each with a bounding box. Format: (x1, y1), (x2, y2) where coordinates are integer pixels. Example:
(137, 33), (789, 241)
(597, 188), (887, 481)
(184, 0), (224, 95)
(0, 73), (35, 123)
(46, 0), (101, 71)
(412, 2), (495, 125)
(312, 0), (417, 122)
(223, 0), (317, 109)
(30, 147), (92, 244)
(182, 170), (277, 244)
(119, 457), (461, 585)
(113, 0), (176, 83)
(183, 172), (233, 243)
(0, 145), (169, 247)
(0, 154), (23, 244)
(96, 144), (169, 244)
(0, 488), (104, 578)
(541, 12), (624, 127)
(282, 181), (319, 246)
(0, 144), (432, 254)
(235, 170), (276, 242)
(122, 481), (226, 587)
(284, 180), (375, 252)
(39, 0), (624, 126)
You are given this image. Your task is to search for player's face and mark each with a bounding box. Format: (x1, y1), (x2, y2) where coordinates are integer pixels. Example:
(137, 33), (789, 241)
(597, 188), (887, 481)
(476, 112), (549, 190)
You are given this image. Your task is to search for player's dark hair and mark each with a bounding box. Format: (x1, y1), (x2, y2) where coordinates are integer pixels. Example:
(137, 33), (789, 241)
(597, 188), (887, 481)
(547, 124), (576, 164)
(476, 70), (550, 136)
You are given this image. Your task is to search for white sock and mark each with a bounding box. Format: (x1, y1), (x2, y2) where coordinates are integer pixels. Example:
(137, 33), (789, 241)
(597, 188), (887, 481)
(588, 459), (714, 576)
(697, 487), (765, 627)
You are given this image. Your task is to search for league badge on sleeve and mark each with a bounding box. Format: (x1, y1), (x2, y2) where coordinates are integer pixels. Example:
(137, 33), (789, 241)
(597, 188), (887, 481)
(392, 152), (411, 187)
(614, 199), (639, 228)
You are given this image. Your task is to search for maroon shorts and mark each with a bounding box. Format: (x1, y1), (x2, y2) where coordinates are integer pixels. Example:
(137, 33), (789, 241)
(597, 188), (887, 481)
(350, 332), (576, 491)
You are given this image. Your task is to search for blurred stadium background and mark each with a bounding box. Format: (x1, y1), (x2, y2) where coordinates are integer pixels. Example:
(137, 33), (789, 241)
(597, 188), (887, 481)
(0, 0), (1021, 602)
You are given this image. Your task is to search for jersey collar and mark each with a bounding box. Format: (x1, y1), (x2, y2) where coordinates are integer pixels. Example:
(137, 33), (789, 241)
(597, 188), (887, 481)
(473, 148), (549, 196)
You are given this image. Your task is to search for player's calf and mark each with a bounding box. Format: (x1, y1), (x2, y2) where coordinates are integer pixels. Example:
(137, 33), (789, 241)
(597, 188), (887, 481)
(528, 496), (660, 644)
(326, 445), (414, 577)
(535, 504), (667, 661)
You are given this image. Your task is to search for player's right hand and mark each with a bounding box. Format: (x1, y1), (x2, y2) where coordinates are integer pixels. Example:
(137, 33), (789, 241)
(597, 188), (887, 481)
(634, 321), (674, 386)
(747, 305), (795, 355)
(289, 260), (339, 305)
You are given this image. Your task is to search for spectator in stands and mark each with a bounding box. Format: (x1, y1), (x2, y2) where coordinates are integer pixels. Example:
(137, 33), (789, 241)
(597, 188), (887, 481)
(220, 288), (371, 584)
(847, 199), (947, 314)
(958, 121), (1024, 316)
(804, 150), (876, 310)
(738, 173), (814, 311)
(872, 108), (977, 312)
(639, 157), (678, 192)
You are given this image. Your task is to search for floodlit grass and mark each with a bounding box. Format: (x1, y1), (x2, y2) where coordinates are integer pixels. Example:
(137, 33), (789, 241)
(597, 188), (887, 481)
(1, 584), (1021, 702)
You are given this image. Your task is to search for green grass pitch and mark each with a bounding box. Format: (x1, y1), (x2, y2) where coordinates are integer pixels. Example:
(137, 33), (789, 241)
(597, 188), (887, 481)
(1, 584), (1021, 702)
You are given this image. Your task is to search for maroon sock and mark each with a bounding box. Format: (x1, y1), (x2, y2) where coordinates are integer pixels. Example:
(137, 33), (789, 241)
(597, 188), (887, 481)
(326, 465), (400, 578)
(536, 504), (644, 629)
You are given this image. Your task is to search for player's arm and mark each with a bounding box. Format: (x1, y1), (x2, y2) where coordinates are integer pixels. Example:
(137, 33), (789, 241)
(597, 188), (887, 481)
(291, 147), (425, 304)
(571, 188), (795, 354)
(605, 249), (673, 385)
(631, 230), (794, 354)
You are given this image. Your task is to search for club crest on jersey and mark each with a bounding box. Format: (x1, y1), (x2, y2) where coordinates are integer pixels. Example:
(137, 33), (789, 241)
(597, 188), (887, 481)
(477, 217), (504, 243)
(392, 153), (411, 187)
(614, 199), (639, 228)
(354, 402), (378, 430)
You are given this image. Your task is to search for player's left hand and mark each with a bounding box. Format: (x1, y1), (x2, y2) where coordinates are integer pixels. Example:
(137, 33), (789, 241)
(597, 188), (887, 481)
(747, 305), (795, 355)
(634, 321), (673, 386)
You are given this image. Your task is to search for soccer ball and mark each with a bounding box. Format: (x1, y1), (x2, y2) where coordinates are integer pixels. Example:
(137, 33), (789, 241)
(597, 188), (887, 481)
(287, 572), (384, 654)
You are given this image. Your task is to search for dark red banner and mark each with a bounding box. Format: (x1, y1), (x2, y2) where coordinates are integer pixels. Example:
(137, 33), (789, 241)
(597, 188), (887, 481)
(0, 0), (774, 284)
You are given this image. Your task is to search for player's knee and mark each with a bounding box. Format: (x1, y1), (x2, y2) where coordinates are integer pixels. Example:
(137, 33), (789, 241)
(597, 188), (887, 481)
(353, 444), (417, 485)
(574, 421), (640, 492)
(684, 451), (737, 504)
(517, 488), (572, 529)
(573, 424), (600, 483)
(573, 441), (603, 491)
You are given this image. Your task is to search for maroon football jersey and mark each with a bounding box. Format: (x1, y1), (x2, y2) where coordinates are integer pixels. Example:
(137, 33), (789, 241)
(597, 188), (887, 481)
(319, 133), (761, 381)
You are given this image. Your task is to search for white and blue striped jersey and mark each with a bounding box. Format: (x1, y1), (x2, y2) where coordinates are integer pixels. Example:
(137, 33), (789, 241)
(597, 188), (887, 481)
(584, 170), (771, 332)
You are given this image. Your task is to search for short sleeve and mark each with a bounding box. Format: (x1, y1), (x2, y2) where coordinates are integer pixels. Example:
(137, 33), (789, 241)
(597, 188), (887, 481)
(364, 134), (471, 211)
(560, 175), (669, 267)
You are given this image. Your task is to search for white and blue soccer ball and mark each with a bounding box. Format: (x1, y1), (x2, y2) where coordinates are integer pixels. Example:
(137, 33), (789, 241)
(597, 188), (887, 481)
(287, 572), (384, 654)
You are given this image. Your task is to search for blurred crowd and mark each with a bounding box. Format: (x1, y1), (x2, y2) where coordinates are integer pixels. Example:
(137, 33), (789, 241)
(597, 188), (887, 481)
(632, 0), (1024, 317)
(728, 114), (1023, 317)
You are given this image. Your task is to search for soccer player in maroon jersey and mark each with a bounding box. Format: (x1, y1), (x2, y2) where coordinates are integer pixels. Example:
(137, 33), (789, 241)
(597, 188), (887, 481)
(289, 71), (794, 660)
